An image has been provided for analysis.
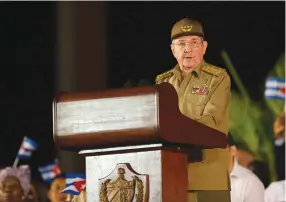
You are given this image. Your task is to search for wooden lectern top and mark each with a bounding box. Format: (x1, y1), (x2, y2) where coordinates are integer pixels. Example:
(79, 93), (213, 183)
(53, 83), (227, 151)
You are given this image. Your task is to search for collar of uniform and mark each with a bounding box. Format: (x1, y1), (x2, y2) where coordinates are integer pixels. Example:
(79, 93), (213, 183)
(192, 60), (206, 78)
(172, 60), (206, 80)
(230, 159), (242, 178)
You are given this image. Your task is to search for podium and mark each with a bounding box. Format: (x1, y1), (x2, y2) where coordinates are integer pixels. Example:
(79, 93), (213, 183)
(53, 82), (229, 202)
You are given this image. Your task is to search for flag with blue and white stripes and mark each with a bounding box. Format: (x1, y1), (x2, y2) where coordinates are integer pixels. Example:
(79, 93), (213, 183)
(17, 136), (38, 159)
(38, 160), (61, 182)
(265, 77), (285, 100)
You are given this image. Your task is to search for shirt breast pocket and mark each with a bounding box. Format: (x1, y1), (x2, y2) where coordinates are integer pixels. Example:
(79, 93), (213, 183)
(187, 93), (209, 106)
(187, 93), (210, 117)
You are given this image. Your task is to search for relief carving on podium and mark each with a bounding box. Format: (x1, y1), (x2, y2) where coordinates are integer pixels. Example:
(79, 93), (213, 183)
(99, 163), (149, 202)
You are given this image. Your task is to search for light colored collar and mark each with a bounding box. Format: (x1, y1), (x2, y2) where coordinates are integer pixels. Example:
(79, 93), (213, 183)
(230, 159), (241, 177)
(275, 137), (285, 146)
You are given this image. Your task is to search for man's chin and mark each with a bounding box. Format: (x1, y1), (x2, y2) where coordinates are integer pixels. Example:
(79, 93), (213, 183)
(182, 65), (195, 73)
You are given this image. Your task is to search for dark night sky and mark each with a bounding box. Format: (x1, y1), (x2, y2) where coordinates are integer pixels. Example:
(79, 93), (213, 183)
(0, 2), (284, 180)
(0, 3), (56, 172)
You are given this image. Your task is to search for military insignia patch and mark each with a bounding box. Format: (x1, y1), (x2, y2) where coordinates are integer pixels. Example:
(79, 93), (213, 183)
(191, 84), (209, 95)
(155, 70), (173, 83)
(181, 25), (192, 32)
(202, 65), (222, 75)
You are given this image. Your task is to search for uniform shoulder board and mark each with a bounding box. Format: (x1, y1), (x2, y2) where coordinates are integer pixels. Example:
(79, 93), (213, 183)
(201, 64), (226, 76)
(155, 69), (173, 83)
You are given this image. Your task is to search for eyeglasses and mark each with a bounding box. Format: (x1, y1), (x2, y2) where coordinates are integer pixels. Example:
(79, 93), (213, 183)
(172, 40), (203, 49)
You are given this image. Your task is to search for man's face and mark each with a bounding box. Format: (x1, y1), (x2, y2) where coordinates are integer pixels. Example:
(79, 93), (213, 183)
(0, 176), (24, 202)
(171, 35), (208, 72)
(47, 178), (67, 202)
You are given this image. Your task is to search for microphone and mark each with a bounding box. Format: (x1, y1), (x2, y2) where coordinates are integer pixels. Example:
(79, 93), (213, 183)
(138, 79), (153, 86)
(123, 78), (154, 88)
(123, 78), (139, 88)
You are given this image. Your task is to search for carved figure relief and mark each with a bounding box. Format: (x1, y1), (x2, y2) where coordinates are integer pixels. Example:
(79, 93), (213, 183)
(99, 163), (148, 202)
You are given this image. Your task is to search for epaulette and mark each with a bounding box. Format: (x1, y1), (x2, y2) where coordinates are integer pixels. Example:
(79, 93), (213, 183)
(201, 64), (226, 76)
(155, 69), (173, 83)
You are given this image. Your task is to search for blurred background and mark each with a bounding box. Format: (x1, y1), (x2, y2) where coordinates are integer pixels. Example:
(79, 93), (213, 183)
(0, 1), (284, 201)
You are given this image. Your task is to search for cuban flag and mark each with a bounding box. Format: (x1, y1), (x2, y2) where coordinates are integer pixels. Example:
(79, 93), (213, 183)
(17, 136), (38, 159)
(38, 160), (61, 182)
(61, 173), (86, 195)
(265, 77), (285, 100)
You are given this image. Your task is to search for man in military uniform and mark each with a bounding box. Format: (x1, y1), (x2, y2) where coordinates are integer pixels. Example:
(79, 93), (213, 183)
(156, 18), (231, 202)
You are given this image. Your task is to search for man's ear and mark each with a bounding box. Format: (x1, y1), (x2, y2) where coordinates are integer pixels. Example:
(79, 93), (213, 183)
(170, 44), (175, 55)
(230, 145), (237, 156)
(202, 40), (208, 55)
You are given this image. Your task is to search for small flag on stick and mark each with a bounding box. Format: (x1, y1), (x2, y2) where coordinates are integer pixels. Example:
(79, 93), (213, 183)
(13, 136), (38, 167)
(38, 159), (61, 182)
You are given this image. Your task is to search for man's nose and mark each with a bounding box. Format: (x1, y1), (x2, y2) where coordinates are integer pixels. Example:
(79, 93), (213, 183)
(184, 44), (193, 52)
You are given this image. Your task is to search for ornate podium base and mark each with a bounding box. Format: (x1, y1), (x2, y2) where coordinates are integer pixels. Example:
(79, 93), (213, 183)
(80, 144), (230, 202)
(81, 144), (188, 202)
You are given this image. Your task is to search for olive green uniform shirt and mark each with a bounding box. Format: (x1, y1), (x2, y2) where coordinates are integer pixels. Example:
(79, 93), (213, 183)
(155, 61), (230, 135)
(156, 61), (231, 192)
